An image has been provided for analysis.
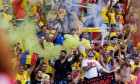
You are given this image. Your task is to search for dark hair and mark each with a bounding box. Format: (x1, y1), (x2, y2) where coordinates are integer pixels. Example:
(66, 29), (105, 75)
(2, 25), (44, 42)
(76, 53), (84, 62)
(87, 49), (94, 53)
(35, 69), (42, 75)
(40, 62), (47, 67)
(70, 28), (76, 33)
(115, 14), (120, 17)
(103, 44), (108, 47)
(41, 25), (47, 29)
(61, 50), (67, 54)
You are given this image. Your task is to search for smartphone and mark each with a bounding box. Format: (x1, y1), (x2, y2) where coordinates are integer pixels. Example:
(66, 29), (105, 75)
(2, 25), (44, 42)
(110, 50), (113, 56)
(45, 76), (48, 80)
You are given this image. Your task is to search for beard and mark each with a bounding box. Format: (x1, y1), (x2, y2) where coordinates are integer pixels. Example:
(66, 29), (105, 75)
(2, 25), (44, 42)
(88, 55), (94, 57)
(60, 55), (65, 59)
(38, 77), (42, 79)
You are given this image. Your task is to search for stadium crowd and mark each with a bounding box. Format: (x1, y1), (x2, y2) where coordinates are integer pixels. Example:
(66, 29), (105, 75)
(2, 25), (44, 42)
(0, 0), (140, 84)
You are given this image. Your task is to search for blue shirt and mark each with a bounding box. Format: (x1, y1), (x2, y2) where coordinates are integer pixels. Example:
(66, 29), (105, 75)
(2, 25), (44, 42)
(37, 32), (47, 39)
(55, 35), (65, 45)
(130, 54), (136, 60)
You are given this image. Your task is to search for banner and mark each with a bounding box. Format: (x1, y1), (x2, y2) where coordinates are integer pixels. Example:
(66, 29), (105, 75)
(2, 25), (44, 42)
(78, 72), (116, 84)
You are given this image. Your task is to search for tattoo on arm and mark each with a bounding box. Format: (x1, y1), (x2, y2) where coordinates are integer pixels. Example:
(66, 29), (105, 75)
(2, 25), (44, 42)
(82, 66), (93, 71)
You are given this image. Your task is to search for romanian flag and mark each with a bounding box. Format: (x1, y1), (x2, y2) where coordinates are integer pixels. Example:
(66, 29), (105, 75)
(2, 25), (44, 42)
(21, 52), (37, 65)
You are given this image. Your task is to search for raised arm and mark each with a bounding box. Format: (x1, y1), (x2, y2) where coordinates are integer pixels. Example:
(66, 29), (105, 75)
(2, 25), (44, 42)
(34, 60), (43, 75)
(106, 0), (113, 17)
(120, 54), (131, 69)
(15, 54), (22, 75)
(99, 53), (110, 70)
(27, 57), (37, 76)
(52, 28), (59, 40)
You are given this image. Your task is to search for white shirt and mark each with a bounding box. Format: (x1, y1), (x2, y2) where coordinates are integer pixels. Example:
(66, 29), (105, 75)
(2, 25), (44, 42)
(82, 59), (102, 79)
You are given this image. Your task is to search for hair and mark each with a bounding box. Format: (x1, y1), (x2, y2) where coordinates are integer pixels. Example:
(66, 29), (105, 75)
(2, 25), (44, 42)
(41, 25), (47, 29)
(115, 14), (120, 17)
(76, 53), (84, 62)
(103, 44), (108, 47)
(40, 62), (47, 67)
(35, 69), (42, 75)
(61, 50), (67, 54)
(87, 48), (94, 54)
(70, 28), (76, 33)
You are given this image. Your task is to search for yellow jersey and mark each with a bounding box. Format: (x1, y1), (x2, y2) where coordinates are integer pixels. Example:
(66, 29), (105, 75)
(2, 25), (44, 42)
(131, 63), (140, 72)
(16, 72), (28, 84)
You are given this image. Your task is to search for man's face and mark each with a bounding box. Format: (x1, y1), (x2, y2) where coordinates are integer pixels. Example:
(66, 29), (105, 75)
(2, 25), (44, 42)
(132, 47), (137, 54)
(134, 57), (140, 65)
(42, 26), (47, 34)
(67, 75), (71, 81)
(60, 52), (66, 59)
(103, 46), (107, 52)
(103, 53), (109, 62)
(41, 64), (47, 72)
(87, 50), (94, 57)
(115, 15), (121, 21)
(23, 64), (28, 70)
(114, 8), (120, 14)
(83, 32), (89, 40)
(79, 55), (84, 61)
(36, 71), (42, 78)
(126, 59), (130, 65)
(3, 7), (9, 13)
(111, 24), (116, 32)
(71, 31), (76, 36)
(130, 16), (134, 23)
(18, 66), (24, 75)
(46, 36), (51, 42)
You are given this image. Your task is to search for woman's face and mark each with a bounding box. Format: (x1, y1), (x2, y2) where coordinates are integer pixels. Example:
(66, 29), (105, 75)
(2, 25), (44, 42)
(79, 55), (84, 61)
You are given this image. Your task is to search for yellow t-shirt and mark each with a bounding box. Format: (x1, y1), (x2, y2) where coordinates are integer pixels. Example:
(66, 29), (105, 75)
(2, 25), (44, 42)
(58, 9), (67, 19)
(44, 59), (52, 74)
(107, 44), (119, 52)
(94, 52), (100, 61)
(3, 12), (12, 22)
(46, 29), (56, 35)
(109, 12), (123, 24)
(100, 6), (109, 23)
(42, 73), (50, 80)
(109, 13), (116, 24)
(129, 24), (137, 42)
(71, 62), (84, 78)
(107, 32), (118, 40)
(131, 63), (140, 72)
(28, 0), (43, 16)
(16, 72), (28, 84)
(21, 0), (29, 10)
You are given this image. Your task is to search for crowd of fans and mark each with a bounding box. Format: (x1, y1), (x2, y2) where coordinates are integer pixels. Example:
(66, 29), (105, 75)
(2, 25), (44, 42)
(0, 0), (140, 84)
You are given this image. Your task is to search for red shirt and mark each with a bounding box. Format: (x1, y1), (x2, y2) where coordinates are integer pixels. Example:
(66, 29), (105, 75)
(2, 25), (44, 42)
(12, 0), (25, 19)
(82, 0), (96, 4)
